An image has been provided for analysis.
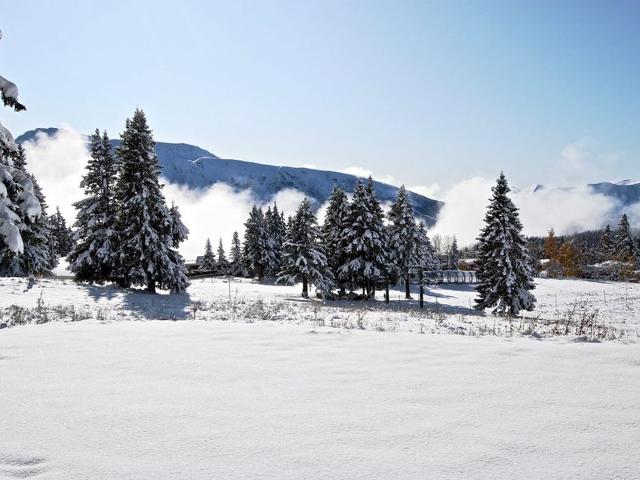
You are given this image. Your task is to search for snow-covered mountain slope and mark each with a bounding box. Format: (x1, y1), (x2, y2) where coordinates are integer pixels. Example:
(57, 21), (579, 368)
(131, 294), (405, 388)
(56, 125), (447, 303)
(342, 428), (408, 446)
(588, 181), (640, 206)
(16, 128), (442, 224)
(520, 181), (640, 211)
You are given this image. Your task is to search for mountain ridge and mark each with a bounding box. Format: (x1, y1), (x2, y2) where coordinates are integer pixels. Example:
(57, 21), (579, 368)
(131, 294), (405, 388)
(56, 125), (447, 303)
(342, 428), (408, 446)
(16, 128), (442, 224)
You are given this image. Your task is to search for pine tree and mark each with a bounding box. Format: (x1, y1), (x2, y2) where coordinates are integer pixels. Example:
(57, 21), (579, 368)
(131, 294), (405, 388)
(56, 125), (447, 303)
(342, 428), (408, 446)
(20, 174), (57, 276)
(168, 202), (189, 247)
(0, 146), (55, 276)
(599, 224), (614, 262)
(278, 198), (333, 297)
(200, 238), (216, 271)
(414, 222), (439, 272)
(50, 207), (74, 256)
(68, 130), (118, 282)
(216, 239), (229, 275)
(265, 203), (286, 275)
(448, 236), (460, 270)
(0, 49), (41, 258)
(112, 109), (189, 293)
(614, 214), (636, 262)
(339, 177), (389, 297)
(242, 206), (275, 280)
(229, 231), (244, 276)
(321, 186), (351, 293)
(387, 185), (418, 298)
(475, 173), (536, 315)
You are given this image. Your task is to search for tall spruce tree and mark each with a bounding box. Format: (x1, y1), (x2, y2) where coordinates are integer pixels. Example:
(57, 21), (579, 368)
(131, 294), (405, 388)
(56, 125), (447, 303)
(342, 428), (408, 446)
(339, 177), (389, 297)
(229, 231), (244, 276)
(68, 130), (118, 282)
(112, 109), (189, 293)
(50, 207), (74, 256)
(387, 185), (419, 298)
(278, 198), (333, 297)
(0, 51), (41, 258)
(322, 186), (351, 294)
(475, 173), (536, 315)
(169, 202), (189, 248)
(414, 222), (439, 272)
(200, 238), (216, 271)
(243, 206), (275, 280)
(614, 214), (636, 262)
(20, 174), (56, 276)
(598, 224), (614, 262)
(216, 238), (229, 275)
(265, 203), (286, 275)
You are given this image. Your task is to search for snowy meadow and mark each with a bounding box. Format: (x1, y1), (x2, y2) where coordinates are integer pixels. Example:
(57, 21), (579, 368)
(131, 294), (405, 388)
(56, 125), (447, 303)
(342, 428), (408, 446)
(1, 276), (640, 479)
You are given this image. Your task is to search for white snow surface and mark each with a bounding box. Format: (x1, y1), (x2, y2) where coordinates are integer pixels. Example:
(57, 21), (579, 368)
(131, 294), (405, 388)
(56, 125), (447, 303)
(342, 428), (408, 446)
(1, 277), (640, 479)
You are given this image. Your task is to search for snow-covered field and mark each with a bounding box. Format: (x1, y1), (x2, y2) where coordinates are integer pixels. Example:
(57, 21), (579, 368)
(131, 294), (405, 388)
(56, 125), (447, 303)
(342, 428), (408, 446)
(1, 275), (639, 336)
(1, 277), (640, 479)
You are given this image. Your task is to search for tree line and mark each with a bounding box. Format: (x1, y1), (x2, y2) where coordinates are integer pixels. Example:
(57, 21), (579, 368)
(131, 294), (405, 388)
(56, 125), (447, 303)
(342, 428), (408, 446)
(198, 181), (440, 299)
(534, 214), (640, 280)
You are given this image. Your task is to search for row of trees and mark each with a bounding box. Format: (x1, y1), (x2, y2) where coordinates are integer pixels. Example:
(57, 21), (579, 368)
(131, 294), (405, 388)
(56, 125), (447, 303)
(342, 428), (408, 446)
(67, 109), (189, 293)
(200, 180), (440, 298)
(541, 214), (639, 279)
(199, 233), (244, 276)
(196, 172), (537, 316)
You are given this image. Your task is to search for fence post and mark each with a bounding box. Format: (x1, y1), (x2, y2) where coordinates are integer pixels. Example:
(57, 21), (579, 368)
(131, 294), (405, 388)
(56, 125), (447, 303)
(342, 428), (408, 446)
(419, 268), (424, 309)
(385, 275), (390, 304)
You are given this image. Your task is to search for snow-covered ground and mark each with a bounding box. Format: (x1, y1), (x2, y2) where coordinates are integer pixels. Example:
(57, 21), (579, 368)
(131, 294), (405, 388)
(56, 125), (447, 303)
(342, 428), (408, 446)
(1, 277), (640, 479)
(1, 276), (639, 335)
(1, 319), (640, 479)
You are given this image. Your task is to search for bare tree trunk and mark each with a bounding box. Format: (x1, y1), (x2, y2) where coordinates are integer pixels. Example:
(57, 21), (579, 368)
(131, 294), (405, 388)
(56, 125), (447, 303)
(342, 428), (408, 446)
(302, 276), (308, 298)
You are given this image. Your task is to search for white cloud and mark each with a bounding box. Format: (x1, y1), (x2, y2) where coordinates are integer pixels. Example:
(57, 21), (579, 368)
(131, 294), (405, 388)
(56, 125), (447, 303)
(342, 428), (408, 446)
(22, 127), (88, 223)
(560, 139), (620, 183)
(431, 177), (621, 246)
(429, 177), (493, 245)
(163, 183), (307, 260)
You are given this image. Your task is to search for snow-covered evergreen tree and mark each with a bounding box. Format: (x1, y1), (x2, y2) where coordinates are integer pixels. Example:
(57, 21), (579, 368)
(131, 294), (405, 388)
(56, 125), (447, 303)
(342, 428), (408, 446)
(265, 203), (286, 275)
(414, 222), (439, 272)
(0, 146), (55, 276)
(278, 198), (333, 297)
(19, 174), (56, 276)
(216, 238), (229, 275)
(614, 214), (636, 262)
(339, 177), (389, 297)
(0, 48), (41, 258)
(50, 207), (74, 256)
(598, 224), (614, 262)
(475, 173), (536, 315)
(200, 238), (216, 271)
(387, 185), (418, 298)
(322, 186), (351, 294)
(168, 202), (189, 247)
(112, 109), (189, 293)
(229, 230), (244, 276)
(68, 130), (118, 282)
(243, 206), (275, 280)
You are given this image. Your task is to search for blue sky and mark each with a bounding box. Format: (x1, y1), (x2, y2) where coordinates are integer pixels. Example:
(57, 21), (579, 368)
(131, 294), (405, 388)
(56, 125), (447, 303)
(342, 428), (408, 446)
(2, 0), (639, 194)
